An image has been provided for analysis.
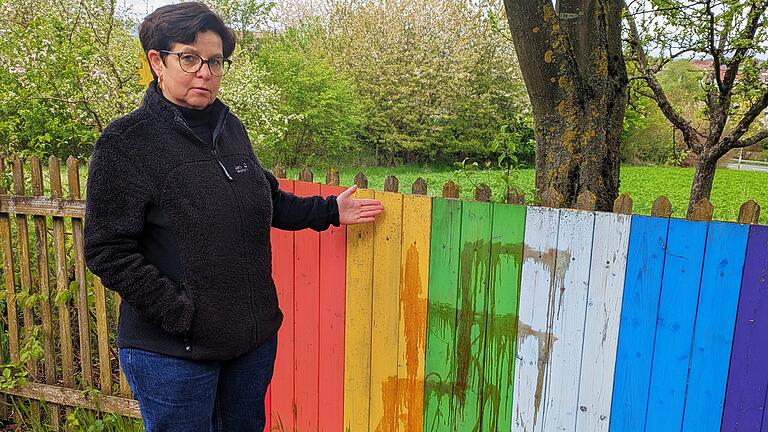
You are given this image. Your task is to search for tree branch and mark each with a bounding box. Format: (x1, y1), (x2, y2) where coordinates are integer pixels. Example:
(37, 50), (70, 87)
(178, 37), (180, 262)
(622, 0), (702, 151)
(722, 89), (768, 151)
(734, 130), (768, 149)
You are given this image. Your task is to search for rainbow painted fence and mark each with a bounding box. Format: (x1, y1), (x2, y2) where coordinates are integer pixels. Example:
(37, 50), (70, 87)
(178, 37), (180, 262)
(267, 178), (768, 432)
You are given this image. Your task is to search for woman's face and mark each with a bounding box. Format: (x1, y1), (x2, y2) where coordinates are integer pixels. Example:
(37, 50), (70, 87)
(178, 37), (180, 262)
(148, 31), (224, 109)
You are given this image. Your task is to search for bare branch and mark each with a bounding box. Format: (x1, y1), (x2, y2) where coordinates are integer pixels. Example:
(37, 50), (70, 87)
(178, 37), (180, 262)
(706, 0), (724, 91)
(722, 89), (768, 151)
(722, 2), (767, 92)
(733, 130), (768, 149)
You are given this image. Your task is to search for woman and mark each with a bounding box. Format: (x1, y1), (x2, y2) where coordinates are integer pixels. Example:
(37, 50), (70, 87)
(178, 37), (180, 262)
(83, 3), (383, 431)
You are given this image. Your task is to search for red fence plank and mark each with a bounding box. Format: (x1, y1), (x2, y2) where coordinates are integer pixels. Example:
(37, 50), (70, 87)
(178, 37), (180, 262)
(294, 181), (322, 431)
(319, 184), (347, 432)
(270, 178), (296, 431)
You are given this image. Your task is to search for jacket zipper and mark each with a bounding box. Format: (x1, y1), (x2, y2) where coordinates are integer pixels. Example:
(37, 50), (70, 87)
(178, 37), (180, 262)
(174, 113), (258, 345)
(174, 116), (233, 181)
(181, 281), (192, 353)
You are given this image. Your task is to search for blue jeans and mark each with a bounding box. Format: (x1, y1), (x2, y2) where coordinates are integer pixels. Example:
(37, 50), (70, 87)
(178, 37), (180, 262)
(119, 335), (277, 432)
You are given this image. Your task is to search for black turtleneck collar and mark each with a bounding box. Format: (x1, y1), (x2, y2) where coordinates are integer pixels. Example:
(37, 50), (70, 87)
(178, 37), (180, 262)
(148, 80), (226, 146)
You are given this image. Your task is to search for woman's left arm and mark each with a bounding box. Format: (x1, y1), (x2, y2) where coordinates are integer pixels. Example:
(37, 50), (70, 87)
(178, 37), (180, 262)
(266, 169), (383, 230)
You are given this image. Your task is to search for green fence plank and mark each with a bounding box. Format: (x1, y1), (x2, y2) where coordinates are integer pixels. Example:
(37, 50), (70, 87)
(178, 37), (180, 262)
(454, 201), (493, 431)
(423, 198), (463, 431)
(481, 203), (526, 431)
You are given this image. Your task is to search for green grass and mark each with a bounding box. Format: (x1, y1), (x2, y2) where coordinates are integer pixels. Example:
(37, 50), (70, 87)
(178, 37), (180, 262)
(285, 164), (768, 224)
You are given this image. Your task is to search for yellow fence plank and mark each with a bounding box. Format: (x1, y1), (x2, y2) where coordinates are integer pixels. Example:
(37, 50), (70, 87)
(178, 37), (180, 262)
(396, 194), (431, 432)
(370, 191), (403, 432)
(344, 188), (376, 432)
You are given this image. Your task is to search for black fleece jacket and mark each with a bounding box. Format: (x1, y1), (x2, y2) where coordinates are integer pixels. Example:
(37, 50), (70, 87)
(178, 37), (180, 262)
(84, 81), (339, 360)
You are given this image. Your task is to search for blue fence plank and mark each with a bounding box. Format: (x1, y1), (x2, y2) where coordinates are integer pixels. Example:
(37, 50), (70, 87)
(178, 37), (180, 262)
(645, 219), (709, 431)
(609, 216), (670, 432)
(681, 222), (749, 432)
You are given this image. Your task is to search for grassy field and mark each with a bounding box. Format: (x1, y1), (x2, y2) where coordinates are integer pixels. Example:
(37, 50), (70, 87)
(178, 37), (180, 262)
(286, 165), (768, 224)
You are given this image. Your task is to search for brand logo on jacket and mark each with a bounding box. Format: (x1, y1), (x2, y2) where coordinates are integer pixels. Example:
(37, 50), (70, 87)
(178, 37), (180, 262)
(235, 163), (248, 174)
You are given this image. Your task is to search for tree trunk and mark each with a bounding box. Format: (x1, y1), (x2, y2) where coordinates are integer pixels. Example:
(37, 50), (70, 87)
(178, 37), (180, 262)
(503, 0), (627, 210)
(688, 155), (718, 216)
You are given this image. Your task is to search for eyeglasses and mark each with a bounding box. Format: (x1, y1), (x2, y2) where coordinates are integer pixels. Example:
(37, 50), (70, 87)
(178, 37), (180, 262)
(160, 50), (231, 77)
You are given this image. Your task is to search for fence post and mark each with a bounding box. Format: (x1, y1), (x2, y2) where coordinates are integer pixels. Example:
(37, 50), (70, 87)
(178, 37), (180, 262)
(541, 186), (565, 208)
(506, 190), (525, 205)
(384, 176), (398, 193)
(613, 193), (633, 215)
(689, 198), (714, 221)
(298, 168), (313, 182)
(326, 168), (340, 186)
(651, 196), (672, 218)
(575, 190), (597, 211)
(738, 200), (760, 224)
(442, 180), (459, 199)
(412, 177), (427, 195)
(475, 184), (491, 202)
(67, 156), (94, 388)
(272, 165), (286, 179)
(354, 172), (368, 189)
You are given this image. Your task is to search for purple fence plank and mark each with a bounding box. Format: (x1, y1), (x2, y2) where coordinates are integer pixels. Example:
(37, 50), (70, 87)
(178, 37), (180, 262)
(721, 225), (768, 432)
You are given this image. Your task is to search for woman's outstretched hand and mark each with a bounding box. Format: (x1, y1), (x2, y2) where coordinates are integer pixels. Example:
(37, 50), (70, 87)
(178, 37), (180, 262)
(337, 185), (384, 225)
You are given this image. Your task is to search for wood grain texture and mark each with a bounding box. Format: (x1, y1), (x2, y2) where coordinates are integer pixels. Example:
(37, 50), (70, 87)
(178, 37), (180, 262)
(645, 219), (708, 431)
(609, 216), (670, 432)
(681, 222), (749, 432)
(293, 181), (321, 432)
(344, 188), (376, 432)
(575, 212), (632, 432)
(395, 194), (431, 432)
(370, 191), (403, 432)
(423, 198), (462, 432)
(721, 225), (768, 432)
(319, 184), (347, 432)
(512, 206), (560, 432)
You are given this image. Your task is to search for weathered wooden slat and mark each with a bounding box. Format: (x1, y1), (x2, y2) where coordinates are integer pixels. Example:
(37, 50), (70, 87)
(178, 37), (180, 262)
(442, 181), (459, 199)
(270, 179), (296, 431)
(93, 277), (112, 396)
(344, 187), (375, 432)
(575, 212), (632, 432)
(512, 206), (560, 432)
(0, 158), (20, 364)
(480, 203), (526, 431)
(609, 216), (670, 432)
(113, 293), (132, 399)
(423, 198), (462, 431)
(319, 184), (346, 432)
(721, 225), (768, 431)
(0, 195), (85, 218)
(645, 219), (708, 431)
(454, 200), (492, 431)
(293, 180), (321, 431)
(12, 157), (38, 384)
(1, 382), (140, 418)
(68, 156), (93, 387)
(49, 156), (74, 390)
(613, 193), (633, 215)
(543, 209), (596, 431)
(395, 194), (431, 432)
(681, 222), (749, 431)
(30, 156), (60, 429)
(370, 191), (403, 432)
(738, 200), (760, 224)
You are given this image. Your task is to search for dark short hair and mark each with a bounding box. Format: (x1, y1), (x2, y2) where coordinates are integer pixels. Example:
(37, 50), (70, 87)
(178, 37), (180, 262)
(139, 2), (236, 77)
